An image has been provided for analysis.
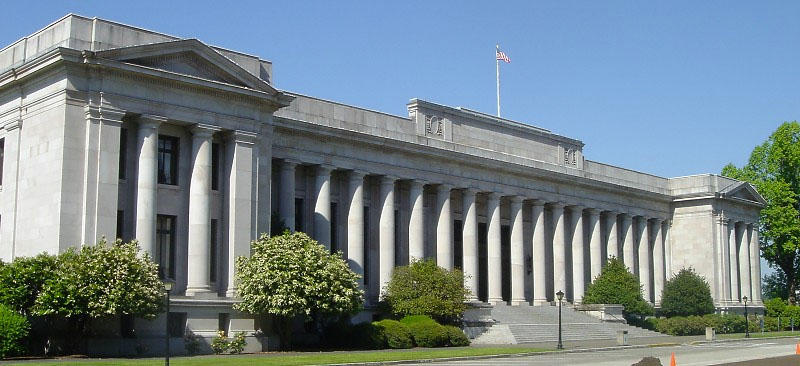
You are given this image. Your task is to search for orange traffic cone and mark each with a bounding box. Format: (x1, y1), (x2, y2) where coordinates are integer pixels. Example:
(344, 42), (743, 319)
(795, 343), (800, 355)
(670, 352), (676, 366)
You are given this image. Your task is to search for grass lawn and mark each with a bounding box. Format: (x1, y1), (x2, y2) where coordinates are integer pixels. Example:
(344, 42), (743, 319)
(4, 347), (550, 366)
(718, 330), (800, 339)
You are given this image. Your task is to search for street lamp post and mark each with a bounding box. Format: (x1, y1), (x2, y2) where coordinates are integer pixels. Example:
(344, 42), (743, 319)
(743, 296), (749, 338)
(163, 280), (174, 366)
(556, 290), (564, 350)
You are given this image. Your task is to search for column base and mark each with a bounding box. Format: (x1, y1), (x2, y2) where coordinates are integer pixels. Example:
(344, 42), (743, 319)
(531, 299), (551, 306)
(510, 299), (528, 306)
(488, 298), (506, 305)
(186, 287), (215, 298)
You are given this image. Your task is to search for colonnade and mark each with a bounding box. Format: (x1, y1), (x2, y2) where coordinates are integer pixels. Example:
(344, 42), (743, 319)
(277, 159), (677, 305)
(721, 218), (762, 304)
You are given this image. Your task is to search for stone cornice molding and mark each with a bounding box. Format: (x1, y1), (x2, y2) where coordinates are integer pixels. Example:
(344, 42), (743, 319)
(190, 123), (221, 138)
(228, 130), (258, 145)
(138, 114), (167, 129)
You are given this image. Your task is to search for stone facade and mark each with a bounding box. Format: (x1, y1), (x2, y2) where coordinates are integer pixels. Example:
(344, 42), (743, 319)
(0, 15), (764, 353)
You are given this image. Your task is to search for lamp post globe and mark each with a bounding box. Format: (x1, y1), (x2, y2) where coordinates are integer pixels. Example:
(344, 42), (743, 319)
(556, 290), (564, 350)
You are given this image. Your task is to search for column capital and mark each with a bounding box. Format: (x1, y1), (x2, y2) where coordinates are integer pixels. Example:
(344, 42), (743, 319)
(190, 123), (221, 138)
(228, 130), (259, 145)
(567, 204), (585, 213)
(380, 175), (396, 186)
(548, 201), (566, 209)
(649, 217), (664, 225)
(3, 118), (22, 132)
(349, 169), (367, 181)
(461, 187), (479, 195)
(603, 209), (619, 216)
(408, 178), (428, 187)
(138, 114), (167, 129)
(316, 164), (334, 176)
(436, 183), (454, 192)
(507, 195), (523, 204)
(586, 208), (601, 216)
(281, 158), (300, 169)
(530, 198), (546, 207)
(485, 192), (500, 201)
(86, 105), (126, 125)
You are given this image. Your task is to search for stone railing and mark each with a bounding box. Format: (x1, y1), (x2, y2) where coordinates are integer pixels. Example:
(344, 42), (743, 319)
(574, 303), (626, 323)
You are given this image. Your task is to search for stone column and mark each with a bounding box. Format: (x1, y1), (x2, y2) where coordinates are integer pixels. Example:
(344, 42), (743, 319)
(225, 131), (258, 297)
(606, 211), (619, 260)
(551, 202), (567, 300)
(620, 214), (634, 271)
(135, 115), (165, 258)
(509, 196), (525, 305)
(652, 219), (665, 306)
(0, 120), (22, 259)
(486, 193), (503, 304)
(738, 222), (751, 301)
(408, 180), (426, 262)
(186, 124), (217, 295)
(436, 184), (454, 270)
(347, 170), (366, 289)
(378, 176), (396, 297)
(587, 209), (602, 282)
(278, 159), (297, 232)
(664, 220), (672, 277)
(729, 218), (739, 301)
(313, 165), (333, 249)
(569, 205), (585, 303)
(462, 188), (479, 301)
(750, 226), (762, 303)
(637, 216), (651, 303)
(719, 216), (732, 302)
(532, 200), (547, 305)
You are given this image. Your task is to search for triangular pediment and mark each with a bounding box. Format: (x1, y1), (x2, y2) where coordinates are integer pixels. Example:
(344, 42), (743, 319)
(722, 182), (767, 205)
(94, 39), (277, 94)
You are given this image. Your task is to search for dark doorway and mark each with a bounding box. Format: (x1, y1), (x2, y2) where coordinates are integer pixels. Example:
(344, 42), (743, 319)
(454, 220), (464, 270)
(478, 222), (488, 302)
(501, 225), (510, 303)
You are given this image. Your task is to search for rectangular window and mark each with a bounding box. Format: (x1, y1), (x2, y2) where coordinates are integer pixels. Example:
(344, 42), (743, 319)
(116, 210), (124, 240)
(454, 220), (464, 270)
(0, 138), (4, 186)
(210, 219), (218, 283)
(157, 135), (179, 185)
(211, 143), (220, 191)
(218, 313), (230, 334)
(167, 312), (186, 337)
(119, 128), (127, 180)
(156, 215), (177, 279)
(295, 198), (304, 232)
(330, 202), (338, 253)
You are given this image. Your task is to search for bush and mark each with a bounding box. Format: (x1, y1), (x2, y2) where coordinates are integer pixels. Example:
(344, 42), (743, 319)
(210, 331), (230, 354)
(0, 304), (30, 358)
(383, 260), (470, 325)
(443, 325), (470, 347)
(583, 258), (653, 317)
(652, 314), (760, 336)
(229, 332), (246, 354)
(400, 315), (439, 327)
(350, 322), (385, 350)
(373, 320), (412, 349)
(659, 268), (715, 317)
(399, 315), (448, 348)
(0, 254), (59, 315)
(764, 297), (787, 317)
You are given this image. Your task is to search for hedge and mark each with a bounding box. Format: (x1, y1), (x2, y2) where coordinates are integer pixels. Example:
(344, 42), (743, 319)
(373, 319), (413, 349)
(651, 314), (760, 336)
(0, 304), (29, 358)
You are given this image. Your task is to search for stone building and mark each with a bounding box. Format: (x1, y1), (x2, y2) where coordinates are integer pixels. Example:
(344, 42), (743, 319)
(0, 15), (764, 351)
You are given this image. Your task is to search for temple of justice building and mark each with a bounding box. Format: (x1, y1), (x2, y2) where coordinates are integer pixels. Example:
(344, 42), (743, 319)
(0, 15), (764, 350)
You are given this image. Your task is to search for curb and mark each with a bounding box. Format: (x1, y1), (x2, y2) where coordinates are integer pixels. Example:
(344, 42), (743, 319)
(327, 342), (681, 365)
(690, 334), (800, 345)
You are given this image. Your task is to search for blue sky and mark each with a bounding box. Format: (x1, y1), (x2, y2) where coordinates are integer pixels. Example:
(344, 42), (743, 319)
(2, 1), (797, 178)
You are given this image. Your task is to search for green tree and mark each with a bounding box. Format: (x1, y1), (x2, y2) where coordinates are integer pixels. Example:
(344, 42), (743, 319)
(762, 270), (789, 300)
(722, 121), (800, 300)
(0, 253), (59, 316)
(583, 257), (653, 317)
(659, 268), (715, 317)
(33, 239), (164, 352)
(0, 304), (30, 359)
(382, 259), (471, 325)
(234, 232), (363, 349)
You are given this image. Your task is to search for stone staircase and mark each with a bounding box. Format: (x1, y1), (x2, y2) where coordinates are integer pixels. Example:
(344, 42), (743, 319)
(471, 304), (665, 344)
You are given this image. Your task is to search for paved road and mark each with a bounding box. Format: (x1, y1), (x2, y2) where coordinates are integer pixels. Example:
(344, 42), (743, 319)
(412, 338), (800, 366)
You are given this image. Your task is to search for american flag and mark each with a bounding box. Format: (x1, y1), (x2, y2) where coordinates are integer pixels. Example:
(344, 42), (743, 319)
(496, 47), (510, 63)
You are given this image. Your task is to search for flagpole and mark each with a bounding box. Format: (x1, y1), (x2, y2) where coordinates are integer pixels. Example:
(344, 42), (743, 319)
(496, 44), (501, 117)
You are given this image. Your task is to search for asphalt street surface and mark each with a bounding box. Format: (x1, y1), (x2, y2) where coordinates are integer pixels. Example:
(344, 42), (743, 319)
(409, 337), (800, 366)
